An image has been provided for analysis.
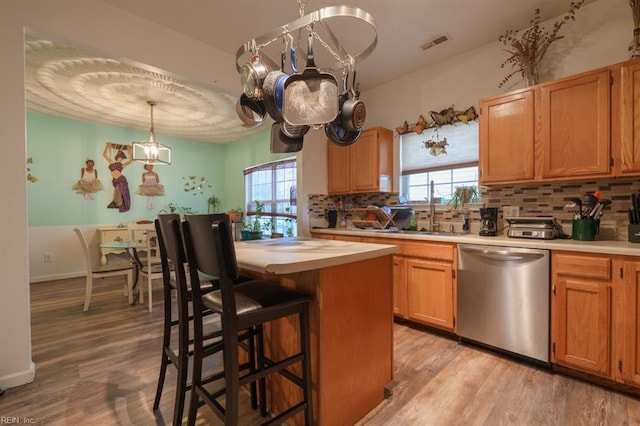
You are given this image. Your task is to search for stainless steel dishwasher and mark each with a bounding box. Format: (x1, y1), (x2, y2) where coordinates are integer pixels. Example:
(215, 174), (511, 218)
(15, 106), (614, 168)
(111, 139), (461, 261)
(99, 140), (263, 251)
(457, 244), (550, 365)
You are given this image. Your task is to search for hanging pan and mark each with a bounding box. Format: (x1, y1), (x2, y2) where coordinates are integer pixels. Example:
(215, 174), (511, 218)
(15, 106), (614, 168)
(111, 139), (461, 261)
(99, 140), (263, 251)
(282, 33), (339, 126)
(324, 69), (362, 146)
(340, 69), (366, 132)
(235, 94), (266, 128)
(270, 122), (303, 153)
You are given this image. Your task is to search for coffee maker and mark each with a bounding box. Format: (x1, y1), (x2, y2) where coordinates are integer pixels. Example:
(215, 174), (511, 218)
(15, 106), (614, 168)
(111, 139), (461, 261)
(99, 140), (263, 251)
(479, 207), (498, 236)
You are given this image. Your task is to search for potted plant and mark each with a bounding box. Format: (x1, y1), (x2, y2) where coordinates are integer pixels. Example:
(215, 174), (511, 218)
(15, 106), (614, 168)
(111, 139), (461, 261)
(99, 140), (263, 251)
(284, 207), (296, 237)
(246, 200), (264, 240)
(448, 185), (478, 211)
(228, 207), (244, 223)
(207, 195), (220, 213)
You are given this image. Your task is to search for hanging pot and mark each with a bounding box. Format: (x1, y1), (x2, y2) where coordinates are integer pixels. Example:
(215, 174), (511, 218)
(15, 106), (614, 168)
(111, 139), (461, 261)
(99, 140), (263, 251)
(239, 53), (271, 100)
(270, 122), (303, 153)
(235, 94), (266, 128)
(324, 70), (362, 146)
(263, 48), (297, 122)
(324, 121), (362, 146)
(340, 69), (366, 132)
(282, 33), (339, 126)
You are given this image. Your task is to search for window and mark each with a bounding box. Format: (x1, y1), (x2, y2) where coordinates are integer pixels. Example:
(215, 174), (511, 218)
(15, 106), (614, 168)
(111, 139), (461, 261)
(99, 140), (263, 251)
(244, 158), (297, 236)
(401, 166), (479, 203)
(400, 121), (479, 203)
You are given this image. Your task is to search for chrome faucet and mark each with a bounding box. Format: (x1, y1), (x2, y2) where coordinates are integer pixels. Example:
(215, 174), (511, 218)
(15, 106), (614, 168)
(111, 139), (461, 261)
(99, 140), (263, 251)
(429, 180), (439, 232)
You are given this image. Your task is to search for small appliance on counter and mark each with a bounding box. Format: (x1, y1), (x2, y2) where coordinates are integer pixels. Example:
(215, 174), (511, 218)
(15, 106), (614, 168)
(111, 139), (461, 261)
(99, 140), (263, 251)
(507, 216), (566, 240)
(327, 208), (338, 228)
(479, 207), (498, 236)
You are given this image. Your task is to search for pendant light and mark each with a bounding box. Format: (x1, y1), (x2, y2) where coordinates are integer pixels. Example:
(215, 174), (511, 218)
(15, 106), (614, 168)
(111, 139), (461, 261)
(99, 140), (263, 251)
(132, 100), (171, 165)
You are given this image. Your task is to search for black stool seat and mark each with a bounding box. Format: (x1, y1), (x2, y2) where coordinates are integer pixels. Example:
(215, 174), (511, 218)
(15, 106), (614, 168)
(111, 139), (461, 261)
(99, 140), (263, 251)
(203, 281), (310, 316)
(182, 214), (313, 426)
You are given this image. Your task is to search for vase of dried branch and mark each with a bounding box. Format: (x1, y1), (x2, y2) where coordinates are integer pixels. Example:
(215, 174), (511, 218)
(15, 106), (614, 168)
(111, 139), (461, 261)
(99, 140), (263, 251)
(630, 28), (640, 59)
(631, 1), (640, 59)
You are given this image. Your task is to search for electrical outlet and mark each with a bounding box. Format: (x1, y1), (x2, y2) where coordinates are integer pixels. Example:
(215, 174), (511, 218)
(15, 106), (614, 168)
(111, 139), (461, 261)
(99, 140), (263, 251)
(503, 206), (520, 218)
(43, 252), (53, 263)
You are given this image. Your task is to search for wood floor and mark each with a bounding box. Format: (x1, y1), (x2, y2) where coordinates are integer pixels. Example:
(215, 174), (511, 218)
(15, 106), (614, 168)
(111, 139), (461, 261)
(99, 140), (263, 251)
(2, 276), (640, 425)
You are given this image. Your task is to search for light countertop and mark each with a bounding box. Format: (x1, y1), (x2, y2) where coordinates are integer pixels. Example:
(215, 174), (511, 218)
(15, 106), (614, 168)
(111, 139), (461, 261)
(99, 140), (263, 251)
(310, 229), (640, 257)
(235, 237), (398, 274)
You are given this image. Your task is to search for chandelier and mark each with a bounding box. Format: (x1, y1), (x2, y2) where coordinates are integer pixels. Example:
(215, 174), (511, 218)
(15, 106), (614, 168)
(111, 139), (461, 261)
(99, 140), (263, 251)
(132, 100), (171, 165)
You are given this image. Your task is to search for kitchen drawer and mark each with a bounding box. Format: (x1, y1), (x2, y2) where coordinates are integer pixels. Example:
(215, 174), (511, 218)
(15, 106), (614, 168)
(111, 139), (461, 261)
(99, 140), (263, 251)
(362, 237), (454, 262)
(554, 252), (611, 280)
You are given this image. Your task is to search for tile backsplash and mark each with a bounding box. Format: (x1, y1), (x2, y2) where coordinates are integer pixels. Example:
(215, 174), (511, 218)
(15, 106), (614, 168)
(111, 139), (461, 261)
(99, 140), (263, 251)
(308, 178), (640, 241)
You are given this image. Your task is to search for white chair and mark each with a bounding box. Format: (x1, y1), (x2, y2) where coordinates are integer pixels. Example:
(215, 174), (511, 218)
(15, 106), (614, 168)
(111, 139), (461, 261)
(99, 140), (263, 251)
(128, 223), (164, 312)
(73, 228), (133, 311)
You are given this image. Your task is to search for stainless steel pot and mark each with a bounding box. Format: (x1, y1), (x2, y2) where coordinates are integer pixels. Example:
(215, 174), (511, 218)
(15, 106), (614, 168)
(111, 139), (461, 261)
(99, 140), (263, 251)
(235, 94), (266, 128)
(282, 33), (339, 126)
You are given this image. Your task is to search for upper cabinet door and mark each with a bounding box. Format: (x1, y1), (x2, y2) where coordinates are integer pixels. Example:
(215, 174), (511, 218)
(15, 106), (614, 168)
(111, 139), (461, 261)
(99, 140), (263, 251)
(327, 141), (352, 194)
(539, 69), (611, 179)
(479, 89), (535, 184)
(620, 61), (640, 174)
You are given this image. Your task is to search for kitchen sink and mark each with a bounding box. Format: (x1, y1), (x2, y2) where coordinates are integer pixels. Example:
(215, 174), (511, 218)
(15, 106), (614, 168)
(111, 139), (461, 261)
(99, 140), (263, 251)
(390, 230), (471, 236)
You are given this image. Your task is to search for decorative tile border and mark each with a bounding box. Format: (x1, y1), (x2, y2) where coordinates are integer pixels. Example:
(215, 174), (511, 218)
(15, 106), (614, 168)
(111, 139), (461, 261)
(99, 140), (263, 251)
(308, 178), (640, 240)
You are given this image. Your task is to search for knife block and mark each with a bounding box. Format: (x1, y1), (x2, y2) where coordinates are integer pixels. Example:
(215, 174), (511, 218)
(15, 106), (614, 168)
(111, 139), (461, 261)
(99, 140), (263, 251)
(629, 224), (640, 243)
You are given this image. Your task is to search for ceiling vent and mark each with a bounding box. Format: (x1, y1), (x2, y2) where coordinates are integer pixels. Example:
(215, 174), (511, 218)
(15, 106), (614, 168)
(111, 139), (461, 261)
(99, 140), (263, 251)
(420, 34), (450, 51)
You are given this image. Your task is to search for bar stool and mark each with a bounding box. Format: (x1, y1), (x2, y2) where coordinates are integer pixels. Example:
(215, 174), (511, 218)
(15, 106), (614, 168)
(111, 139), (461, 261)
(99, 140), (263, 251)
(153, 214), (257, 425)
(182, 214), (313, 425)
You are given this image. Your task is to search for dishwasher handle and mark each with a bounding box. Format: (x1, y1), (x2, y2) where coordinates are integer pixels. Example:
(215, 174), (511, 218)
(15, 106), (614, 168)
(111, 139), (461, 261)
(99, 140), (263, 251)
(459, 246), (546, 262)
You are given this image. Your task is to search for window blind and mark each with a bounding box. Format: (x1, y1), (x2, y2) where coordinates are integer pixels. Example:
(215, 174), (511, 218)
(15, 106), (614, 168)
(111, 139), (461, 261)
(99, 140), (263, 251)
(400, 121), (479, 175)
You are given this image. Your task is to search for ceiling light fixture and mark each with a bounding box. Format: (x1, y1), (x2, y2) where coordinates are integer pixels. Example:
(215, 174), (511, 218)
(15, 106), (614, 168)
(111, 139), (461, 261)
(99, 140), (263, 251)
(132, 100), (171, 165)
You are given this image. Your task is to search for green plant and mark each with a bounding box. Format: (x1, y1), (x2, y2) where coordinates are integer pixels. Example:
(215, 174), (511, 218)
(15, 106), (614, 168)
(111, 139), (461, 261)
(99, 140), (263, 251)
(448, 186), (479, 211)
(249, 200), (265, 232)
(284, 207), (296, 237)
(168, 202), (195, 214)
(207, 194), (220, 213)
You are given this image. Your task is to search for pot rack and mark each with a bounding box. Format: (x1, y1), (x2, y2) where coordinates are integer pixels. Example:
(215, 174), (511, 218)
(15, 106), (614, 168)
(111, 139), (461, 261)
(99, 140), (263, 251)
(235, 5), (378, 75)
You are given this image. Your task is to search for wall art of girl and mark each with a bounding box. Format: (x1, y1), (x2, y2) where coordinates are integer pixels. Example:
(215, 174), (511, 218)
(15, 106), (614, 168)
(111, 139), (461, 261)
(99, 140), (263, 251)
(136, 164), (164, 209)
(72, 158), (104, 200)
(103, 142), (133, 212)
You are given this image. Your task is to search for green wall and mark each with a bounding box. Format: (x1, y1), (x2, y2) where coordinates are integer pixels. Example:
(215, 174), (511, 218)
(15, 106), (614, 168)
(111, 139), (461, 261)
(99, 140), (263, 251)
(221, 127), (294, 212)
(27, 112), (292, 226)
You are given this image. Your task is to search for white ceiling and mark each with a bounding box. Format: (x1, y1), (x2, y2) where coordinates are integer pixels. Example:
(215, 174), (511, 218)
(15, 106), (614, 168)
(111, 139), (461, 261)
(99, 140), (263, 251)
(25, 0), (595, 143)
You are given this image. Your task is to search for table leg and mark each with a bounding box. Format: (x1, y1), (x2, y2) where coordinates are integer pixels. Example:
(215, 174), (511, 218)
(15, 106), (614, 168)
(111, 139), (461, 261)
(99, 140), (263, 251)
(127, 247), (142, 305)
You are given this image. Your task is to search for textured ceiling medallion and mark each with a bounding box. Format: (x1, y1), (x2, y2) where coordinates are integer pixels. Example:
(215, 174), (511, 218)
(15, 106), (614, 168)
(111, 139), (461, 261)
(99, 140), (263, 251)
(25, 37), (267, 143)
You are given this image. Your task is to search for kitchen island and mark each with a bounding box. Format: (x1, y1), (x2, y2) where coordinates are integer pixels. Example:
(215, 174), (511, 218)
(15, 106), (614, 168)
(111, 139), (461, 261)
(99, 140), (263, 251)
(234, 237), (397, 425)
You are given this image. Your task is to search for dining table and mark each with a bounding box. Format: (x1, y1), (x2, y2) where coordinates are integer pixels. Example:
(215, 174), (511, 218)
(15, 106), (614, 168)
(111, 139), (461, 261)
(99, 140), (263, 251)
(99, 239), (147, 303)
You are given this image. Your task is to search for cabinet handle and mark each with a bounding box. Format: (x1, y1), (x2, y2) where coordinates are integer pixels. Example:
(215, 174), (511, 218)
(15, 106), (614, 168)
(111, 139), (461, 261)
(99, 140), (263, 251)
(552, 284), (556, 295)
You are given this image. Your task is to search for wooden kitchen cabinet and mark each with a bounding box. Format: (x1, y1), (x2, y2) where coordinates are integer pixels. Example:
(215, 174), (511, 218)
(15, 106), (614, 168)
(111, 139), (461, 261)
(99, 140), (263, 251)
(539, 69), (611, 179)
(327, 126), (393, 194)
(619, 59), (640, 175)
(405, 257), (455, 330)
(479, 89), (535, 184)
(620, 258), (640, 386)
(392, 255), (406, 317)
(552, 252), (613, 378)
(480, 64), (617, 185)
(364, 237), (456, 332)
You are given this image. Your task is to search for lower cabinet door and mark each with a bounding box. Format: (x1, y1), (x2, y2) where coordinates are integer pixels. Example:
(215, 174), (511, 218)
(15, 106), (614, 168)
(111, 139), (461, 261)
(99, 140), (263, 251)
(622, 260), (640, 386)
(553, 277), (611, 378)
(406, 258), (454, 331)
(392, 255), (406, 318)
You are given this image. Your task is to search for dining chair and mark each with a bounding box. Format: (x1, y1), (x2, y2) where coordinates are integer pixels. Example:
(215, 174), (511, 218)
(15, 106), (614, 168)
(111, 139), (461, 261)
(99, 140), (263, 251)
(153, 214), (257, 425)
(73, 228), (133, 311)
(128, 222), (163, 312)
(138, 229), (164, 312)
(182, 214), (313, 425)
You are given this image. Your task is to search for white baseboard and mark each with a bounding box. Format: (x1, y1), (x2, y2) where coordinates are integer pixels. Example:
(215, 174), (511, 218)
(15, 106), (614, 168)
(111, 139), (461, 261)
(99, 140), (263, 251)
(0, 361), (35, 389)
(30, 272), (84, 283)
